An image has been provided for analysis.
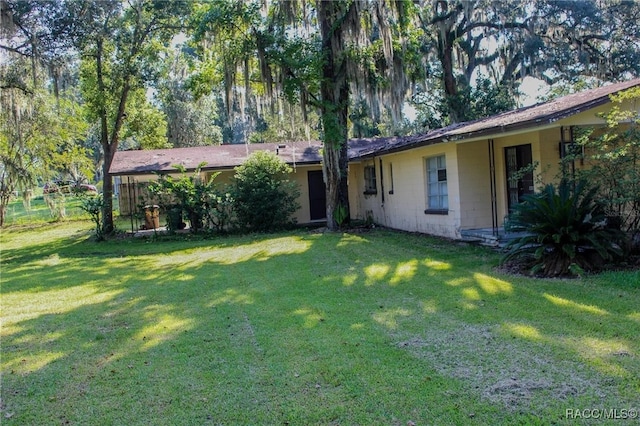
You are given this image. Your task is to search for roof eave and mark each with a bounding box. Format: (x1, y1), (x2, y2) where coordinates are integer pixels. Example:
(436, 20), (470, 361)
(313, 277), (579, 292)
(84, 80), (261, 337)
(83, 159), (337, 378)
(360, 94), (615, 159)
(110, 159), (322, 177)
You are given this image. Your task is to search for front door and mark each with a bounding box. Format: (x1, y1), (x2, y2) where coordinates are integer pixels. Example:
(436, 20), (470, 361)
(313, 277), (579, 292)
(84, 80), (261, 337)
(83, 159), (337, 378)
(505, 144), (534, 210)
(308, 170), (326, 221)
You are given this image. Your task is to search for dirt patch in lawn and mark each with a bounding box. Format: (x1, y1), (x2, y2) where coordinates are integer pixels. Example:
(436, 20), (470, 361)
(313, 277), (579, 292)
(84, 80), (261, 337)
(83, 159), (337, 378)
(393, 318), (626, 412)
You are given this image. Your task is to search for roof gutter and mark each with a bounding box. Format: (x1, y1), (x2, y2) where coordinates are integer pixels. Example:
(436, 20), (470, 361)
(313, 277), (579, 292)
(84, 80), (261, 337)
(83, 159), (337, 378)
(358, 94), (616, 159)
(109, 159), (322, 177)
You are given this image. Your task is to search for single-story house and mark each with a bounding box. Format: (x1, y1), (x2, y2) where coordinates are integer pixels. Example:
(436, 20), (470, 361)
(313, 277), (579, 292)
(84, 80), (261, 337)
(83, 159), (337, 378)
(109, 141), (328, 223)
(109, 78), (640, 241)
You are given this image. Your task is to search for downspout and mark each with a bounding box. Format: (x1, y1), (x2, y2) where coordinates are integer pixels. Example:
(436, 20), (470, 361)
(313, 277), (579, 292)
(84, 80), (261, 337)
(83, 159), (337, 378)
(560, 126), (577, 190)
(379, 158), (385, 204)
(488, 139), (498, 236)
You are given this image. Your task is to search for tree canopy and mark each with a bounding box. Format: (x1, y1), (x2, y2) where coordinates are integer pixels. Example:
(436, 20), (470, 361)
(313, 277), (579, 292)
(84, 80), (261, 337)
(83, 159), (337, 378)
(1, 0), (639, 231)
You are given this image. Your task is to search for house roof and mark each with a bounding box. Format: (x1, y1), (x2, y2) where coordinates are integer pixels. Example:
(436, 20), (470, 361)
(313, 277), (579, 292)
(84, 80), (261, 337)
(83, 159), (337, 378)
(353, 78), (640, 158)
(109, 142), (324, 176)
(109, 78), (640, 176)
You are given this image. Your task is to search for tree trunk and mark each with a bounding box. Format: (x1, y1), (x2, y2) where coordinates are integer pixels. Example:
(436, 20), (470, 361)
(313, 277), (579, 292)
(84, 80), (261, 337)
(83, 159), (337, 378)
(0, 198), (7, 226)
(101, 142), (114, 234)
(95, 31), (132, 235)
(318, 0), (351, 231)
(100, 85), (130, 235)
(437, 28), (461, 123)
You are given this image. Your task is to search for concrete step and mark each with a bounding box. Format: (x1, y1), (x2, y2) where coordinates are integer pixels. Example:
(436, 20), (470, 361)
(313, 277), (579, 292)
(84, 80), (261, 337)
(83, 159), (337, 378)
(459, 229), (530, 248)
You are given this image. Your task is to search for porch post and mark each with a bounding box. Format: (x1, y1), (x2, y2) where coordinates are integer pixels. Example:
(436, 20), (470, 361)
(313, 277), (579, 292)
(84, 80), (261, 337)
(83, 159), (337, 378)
(128, 176), (134, 234)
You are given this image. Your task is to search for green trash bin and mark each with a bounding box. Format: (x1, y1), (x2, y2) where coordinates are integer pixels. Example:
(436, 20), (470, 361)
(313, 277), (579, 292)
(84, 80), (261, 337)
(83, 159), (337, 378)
(167, 207), (185, 231)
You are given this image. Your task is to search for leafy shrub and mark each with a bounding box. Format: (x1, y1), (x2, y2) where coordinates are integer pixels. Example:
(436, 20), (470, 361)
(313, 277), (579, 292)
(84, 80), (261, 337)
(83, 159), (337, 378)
(232, 151), (300, 232)
(144, 152), (300, 235)
(203, 191), (234, 233)
(574, 87), (640, 252)
(79, 193), (105, 241)
(333, 203), (348, 227)
(502, 179), (625, 277)
(148, 164), (221, 234)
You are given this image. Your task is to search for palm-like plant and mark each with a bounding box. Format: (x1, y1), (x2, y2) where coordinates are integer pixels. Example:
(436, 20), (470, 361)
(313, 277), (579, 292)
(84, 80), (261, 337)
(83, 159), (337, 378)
(502, 179), (625, 277)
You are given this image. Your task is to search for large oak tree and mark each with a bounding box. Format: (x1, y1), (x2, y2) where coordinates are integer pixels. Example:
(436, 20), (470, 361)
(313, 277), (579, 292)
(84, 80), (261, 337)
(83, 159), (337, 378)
(192, 0), (411, 230)
(69, 0), (187, 234)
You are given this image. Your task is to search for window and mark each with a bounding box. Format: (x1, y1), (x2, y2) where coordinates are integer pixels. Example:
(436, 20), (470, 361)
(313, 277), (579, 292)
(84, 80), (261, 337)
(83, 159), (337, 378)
(364, 165), (377, 194)
(426, 155), (448, 213)
(388, 162), (394, 194)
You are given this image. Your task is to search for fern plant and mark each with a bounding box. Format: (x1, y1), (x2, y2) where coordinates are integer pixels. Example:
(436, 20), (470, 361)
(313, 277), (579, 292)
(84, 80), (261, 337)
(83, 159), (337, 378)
(502, 179), (625, 277)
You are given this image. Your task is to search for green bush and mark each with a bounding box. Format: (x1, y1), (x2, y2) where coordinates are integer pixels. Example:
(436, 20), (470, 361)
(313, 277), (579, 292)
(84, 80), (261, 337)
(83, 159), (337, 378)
(144, 153), (300, 235)
(148, 164), (220, 234)
(232, 151), (300, 232)
(79, 193), (105, 241)
(502, 179), (625, 277)
(203, 191), (234, 233)
(574, 87), (640, 252)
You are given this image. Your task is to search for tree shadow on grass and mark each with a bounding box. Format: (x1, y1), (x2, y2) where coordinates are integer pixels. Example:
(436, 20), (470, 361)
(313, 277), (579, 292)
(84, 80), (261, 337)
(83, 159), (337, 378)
(2, 228), (639, 424)
(271, 230), (640, 414)
(321, 231), (640, 412)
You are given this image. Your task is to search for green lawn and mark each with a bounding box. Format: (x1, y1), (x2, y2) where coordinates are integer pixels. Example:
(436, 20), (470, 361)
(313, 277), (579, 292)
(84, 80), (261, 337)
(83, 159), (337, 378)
(1, 221), (639, 425)
(2, 194), (91, 226)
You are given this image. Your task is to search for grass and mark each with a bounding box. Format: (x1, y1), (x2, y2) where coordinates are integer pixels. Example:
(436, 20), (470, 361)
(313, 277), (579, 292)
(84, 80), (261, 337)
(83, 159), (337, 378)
(2, 194), (91, 226)
(1, 221), (639, 425)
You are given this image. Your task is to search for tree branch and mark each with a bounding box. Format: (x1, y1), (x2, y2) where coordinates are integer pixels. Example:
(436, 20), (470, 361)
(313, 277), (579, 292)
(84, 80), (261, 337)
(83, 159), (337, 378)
(430, 1), (463, 26)
(457, 20), (529, 39)
(0, 83), (33, 95)
(0, 43), (31, 57)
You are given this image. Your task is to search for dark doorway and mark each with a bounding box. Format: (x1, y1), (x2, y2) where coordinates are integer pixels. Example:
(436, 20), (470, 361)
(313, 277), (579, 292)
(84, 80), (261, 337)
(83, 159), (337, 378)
(505, 144), (534, 210)
(308, 170), (326, 220)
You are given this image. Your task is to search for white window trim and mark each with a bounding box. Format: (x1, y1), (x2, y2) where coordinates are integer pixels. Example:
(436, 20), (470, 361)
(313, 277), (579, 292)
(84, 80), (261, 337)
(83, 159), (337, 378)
(364, 164), (377, 194)
(425, 154), (448, 214)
